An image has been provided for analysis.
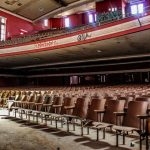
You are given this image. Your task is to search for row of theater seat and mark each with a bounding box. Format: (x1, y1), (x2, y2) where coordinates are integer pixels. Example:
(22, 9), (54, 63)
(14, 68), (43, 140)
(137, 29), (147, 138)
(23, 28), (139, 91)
(0, 23), (95, 47)
(0, 86), (148, 150)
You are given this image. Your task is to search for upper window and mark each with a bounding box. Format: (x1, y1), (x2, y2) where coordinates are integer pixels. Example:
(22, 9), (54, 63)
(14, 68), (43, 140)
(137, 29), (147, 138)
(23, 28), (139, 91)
(0, 17), (6, 41)
(44, 19), (48, 27)
(131, 3), (144, 15)
(109, 7), (117, 12)
(65, 18), (70, 27)
(89, 14), (94, 23)
(138, 3), (144, 14)
(94, 14), (97, 22)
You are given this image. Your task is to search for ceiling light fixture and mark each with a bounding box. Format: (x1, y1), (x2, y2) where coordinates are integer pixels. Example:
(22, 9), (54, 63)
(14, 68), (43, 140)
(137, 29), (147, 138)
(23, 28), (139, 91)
(97, 50), (102, 53)
(5, 0), (22, 6)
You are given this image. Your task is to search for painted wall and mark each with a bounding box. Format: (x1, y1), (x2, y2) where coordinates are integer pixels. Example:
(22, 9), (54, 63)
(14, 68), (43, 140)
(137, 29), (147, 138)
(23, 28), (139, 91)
(0, 11), (34, 39)
(0, 77), (22, 87)
(96, 0), (123, 13)
(48, 12), (95, 29)
(50, 18), (64, 29)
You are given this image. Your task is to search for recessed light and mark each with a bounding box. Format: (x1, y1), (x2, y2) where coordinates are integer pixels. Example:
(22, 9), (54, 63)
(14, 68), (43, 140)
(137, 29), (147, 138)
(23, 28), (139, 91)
(39, 8), (44, 12)
(97, 50), (102, 53)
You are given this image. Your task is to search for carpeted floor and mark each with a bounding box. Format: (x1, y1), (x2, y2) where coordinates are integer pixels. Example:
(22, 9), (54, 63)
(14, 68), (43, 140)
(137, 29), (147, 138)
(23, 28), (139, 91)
(0, 109), (146, 150)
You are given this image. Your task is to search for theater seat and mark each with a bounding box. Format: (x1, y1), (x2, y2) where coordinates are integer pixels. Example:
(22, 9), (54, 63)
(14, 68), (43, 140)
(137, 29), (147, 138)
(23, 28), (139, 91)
(113, 101), (148, 149)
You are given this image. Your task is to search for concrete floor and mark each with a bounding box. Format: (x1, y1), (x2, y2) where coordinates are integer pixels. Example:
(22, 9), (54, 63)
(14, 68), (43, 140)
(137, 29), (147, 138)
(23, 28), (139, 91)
(0, 109), (147, 150)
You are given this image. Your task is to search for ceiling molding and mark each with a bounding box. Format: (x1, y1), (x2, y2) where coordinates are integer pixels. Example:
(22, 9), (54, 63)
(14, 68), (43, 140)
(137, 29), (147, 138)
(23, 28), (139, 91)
(28, 59), (150, 72)
(33, 0), (95, 22)
(0, 7), (33, 22)
(27, 68), (150, 78)
(0, 74), (25, 77)
(12, 53), (150, 69)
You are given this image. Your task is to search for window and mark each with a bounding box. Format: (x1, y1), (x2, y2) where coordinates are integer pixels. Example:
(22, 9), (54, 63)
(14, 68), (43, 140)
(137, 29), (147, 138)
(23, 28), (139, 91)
(112, 8), (115, 12)
(131, 3), (144, 15)
(138, 3), (144, 14)
(109, 7), (117, 12)
(65, 18), (70, 27)
(44, 19), (48, 27)
(94, 14), (97, 22)
(88, 14), (94, 23)
(131, 5), (138, 14)
(0, 17), (6, 41)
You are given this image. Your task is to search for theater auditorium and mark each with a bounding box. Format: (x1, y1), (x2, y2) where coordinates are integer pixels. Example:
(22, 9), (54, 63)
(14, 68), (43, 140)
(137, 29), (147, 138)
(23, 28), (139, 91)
(0, 0), (150, 150)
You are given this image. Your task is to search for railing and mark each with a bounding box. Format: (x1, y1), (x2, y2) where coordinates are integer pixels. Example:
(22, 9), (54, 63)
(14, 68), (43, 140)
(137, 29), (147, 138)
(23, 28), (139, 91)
(0, 6), (150, 48)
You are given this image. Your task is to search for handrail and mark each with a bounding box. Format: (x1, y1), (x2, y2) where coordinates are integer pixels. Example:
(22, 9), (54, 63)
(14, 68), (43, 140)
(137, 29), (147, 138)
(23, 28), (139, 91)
(0, 5), (150, 48)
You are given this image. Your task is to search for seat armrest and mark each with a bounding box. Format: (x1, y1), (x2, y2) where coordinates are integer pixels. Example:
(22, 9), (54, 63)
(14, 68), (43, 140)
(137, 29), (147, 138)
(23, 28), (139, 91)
(28, 102), (35, 104)
(35, 103), (43, 105)
(53, 105), (62, 108)
(137, 114), (150, 119)
(43, 104), (52, 106)
(114, 112), (126, 116)
(64, 106), (75, 110)
(21, 101), (27, 104)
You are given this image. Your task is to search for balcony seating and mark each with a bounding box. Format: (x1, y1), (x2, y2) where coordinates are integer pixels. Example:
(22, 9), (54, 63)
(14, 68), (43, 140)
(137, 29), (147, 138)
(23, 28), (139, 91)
(113, 101), (148, 149)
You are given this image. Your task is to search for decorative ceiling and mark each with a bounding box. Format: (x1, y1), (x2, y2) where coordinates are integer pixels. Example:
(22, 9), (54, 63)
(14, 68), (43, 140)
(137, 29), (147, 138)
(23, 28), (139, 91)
(0, 0), (95, 21)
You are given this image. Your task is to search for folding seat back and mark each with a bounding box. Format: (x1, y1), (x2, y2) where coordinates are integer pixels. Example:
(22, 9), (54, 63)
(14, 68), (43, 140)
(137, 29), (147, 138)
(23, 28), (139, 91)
(35, 94), (43, 103)
(34, 94), (44, 111)
(87, 98), (106, 121)
(28, 94), (36, 103)
(19, 95), (28, 108)
(25, 94), (36, 109)
(21, 95), (27, 102)
(123, 101), (148, 128)
(15, 94), (22, 101)
(3, 91), (10, 99)
(43, 95), (53, 105)
(105, 96), (117, 107)
(52, 96), (63, 113)
(103, 100), (125, 124)
(72, 97), (89, 118)
(53, 96), (63, 105)
(10, 90), (15, 97)
(118, 96), (133, 109)
(136, 97), (150, 112)
(61, 97), (75, 115)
